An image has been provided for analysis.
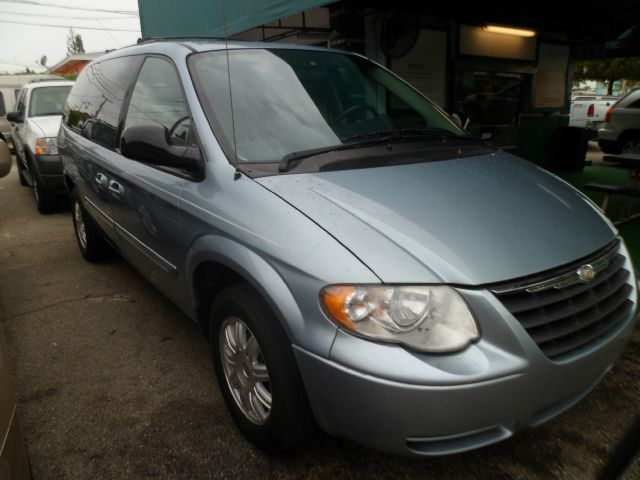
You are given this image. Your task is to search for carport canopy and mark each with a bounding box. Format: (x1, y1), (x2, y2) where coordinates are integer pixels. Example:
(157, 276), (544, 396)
(138, 0), (336, 38)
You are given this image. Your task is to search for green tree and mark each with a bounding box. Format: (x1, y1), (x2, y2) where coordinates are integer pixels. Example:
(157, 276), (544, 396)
(66, 28), (85, 55)
(573, 57), (640, 94)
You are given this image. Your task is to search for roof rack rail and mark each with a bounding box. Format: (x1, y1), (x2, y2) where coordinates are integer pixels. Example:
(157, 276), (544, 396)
(27, 76), (67, 84)
(137, 35), (227, 45)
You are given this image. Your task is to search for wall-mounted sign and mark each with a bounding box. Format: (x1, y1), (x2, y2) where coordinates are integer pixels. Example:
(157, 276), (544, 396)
(534, 43), (570, 109)
(391, 29), (447, 107)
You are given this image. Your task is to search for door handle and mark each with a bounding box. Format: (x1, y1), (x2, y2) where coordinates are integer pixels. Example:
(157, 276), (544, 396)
(108, 180), (124, 199)
(94, 173), (107, 188)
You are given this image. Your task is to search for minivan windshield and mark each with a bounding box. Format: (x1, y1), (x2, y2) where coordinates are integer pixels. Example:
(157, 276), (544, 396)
(189, 48), (466, 163)
(28, 86), (72, 117)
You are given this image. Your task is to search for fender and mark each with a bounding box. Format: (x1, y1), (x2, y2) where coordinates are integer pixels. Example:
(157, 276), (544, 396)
(185, 234), (339, 357)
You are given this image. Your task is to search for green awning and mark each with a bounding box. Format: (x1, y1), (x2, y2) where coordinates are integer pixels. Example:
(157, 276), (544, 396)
(138, 0), (335, 38)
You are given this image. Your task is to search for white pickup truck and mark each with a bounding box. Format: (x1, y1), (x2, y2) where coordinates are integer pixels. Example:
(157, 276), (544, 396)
(569, 95), (618, 136)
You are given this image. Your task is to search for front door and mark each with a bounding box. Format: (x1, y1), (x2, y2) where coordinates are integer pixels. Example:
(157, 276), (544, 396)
(107, 56), (190, 306)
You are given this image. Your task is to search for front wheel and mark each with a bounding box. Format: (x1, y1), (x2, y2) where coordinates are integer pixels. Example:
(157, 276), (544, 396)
(16, 157), (27, 186)
(210, 285), (314, 453)
(32, 173), (57, 214)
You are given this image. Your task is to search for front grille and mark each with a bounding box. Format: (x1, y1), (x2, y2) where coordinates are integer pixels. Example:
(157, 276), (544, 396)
(492, 241), (634, 360)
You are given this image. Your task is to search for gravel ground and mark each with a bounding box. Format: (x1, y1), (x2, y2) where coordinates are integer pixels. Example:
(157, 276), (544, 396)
(1, 159), (639, 480)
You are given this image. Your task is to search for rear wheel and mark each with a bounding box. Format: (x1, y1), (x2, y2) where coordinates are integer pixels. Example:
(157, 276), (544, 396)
(72, 193), (111, 261)
(621, 136), (640, 155)
(209, 285), (314, 453)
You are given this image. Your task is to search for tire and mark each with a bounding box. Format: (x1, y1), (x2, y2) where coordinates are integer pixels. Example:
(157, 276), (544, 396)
(71, 192), (111, 262)
(621, 136), (640, 155)
(32, 172), (57, 214)
(16, 157), (27, 186)
(209, 284), (314, 453)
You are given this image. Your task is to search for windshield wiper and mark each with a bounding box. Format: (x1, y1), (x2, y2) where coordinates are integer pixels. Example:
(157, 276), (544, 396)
(279, 128), (481, 172)
(279, 138), (390, 172)
(342, 127), (470, 143)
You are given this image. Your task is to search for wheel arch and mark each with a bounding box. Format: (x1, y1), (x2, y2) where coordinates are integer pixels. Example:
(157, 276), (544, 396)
(187, 235), (306, 345)
(63, 174), (76, 194)
(618, 129), (640, 147)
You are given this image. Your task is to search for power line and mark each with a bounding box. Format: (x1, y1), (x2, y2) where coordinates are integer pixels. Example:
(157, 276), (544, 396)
(0, 19), (140, 32)
(0, 0), (138, 15)
(0, 58), (46, 68)
(0, 9), (139, 20)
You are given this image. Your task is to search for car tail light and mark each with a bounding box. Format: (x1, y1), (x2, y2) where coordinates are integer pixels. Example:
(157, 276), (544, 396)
(587, 104), (594, 117)
(604, 106), (613, 124)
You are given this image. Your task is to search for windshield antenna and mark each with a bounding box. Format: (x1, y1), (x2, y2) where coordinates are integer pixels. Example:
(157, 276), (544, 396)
(219, 0), (241, 180)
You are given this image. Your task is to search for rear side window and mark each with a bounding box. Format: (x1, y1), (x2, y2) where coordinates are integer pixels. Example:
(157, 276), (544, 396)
(0, 92), (5, 116)
(627, 98), (640, 109)
(65, 56), (142, 149)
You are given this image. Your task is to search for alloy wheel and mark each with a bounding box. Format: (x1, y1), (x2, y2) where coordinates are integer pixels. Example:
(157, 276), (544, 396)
(219, 317), (272, 425)
(622, 138), (640, 155)
(74, 201), (88, 250)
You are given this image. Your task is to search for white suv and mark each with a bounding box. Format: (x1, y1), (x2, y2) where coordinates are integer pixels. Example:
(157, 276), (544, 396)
(8, 78), (73, 213)
(597, 88), (640, 154)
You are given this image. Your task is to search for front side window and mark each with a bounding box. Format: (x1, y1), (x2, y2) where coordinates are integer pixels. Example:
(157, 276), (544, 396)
(124, 57), (190, 147)
(28, 86), (71, 117)
(16, 89), (26, 115)
(0, 92), (5, 117)
(189, 49), (462, 163)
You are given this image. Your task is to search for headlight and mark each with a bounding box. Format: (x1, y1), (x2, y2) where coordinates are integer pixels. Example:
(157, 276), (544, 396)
(35, 137), (58, 156)
(320, 285), (479, 352)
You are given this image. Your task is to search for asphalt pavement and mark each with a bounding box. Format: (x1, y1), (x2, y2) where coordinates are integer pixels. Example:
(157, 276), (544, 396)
(0, 159), (639, 480)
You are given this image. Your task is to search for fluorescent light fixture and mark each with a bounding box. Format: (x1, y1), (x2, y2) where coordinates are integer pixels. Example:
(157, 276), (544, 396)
(483, 25), (537, 37)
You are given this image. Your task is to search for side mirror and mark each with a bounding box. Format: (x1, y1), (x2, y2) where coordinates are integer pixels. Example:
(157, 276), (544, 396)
(0, 140), (11, 178)
(7, 111), (23, 123)
(120, 124), (203, 177)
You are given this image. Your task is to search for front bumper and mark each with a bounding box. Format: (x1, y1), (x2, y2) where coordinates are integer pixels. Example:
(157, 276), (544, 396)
(33, 154), (65, 193)
(295, 281), (637, 456)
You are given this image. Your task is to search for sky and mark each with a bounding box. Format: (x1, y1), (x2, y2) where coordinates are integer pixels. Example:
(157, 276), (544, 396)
(0, 0), (141, 73)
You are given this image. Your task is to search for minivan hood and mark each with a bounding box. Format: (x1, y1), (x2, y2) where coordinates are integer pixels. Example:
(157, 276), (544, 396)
(28, 116), (62, 137)
(256, 152), (616, 285)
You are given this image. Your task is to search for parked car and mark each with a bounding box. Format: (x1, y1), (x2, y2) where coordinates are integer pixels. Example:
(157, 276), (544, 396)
(569, 95), (617, 136)
(8, 78), (74, 213)
(0, 75), (65, 150)
(598, 88), (640, 154)
(59, 39), (638, 457)
(0, 138), (10, 177)
(0, 138), (30, 480)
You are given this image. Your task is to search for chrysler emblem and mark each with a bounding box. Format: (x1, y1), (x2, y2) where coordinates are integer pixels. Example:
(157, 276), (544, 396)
(577, 264), (596, 283)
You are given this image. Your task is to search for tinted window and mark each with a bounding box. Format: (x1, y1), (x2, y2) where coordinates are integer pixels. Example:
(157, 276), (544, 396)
(65, 56), (142, 148)
(627, 98), (640, 109)
(124, 57), (190, 147)
(28, 86), (71, 117)
(0, 93), (5, 116)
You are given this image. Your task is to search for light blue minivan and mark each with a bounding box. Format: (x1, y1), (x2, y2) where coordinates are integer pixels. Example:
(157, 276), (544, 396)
(59, 38), (638, 456)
